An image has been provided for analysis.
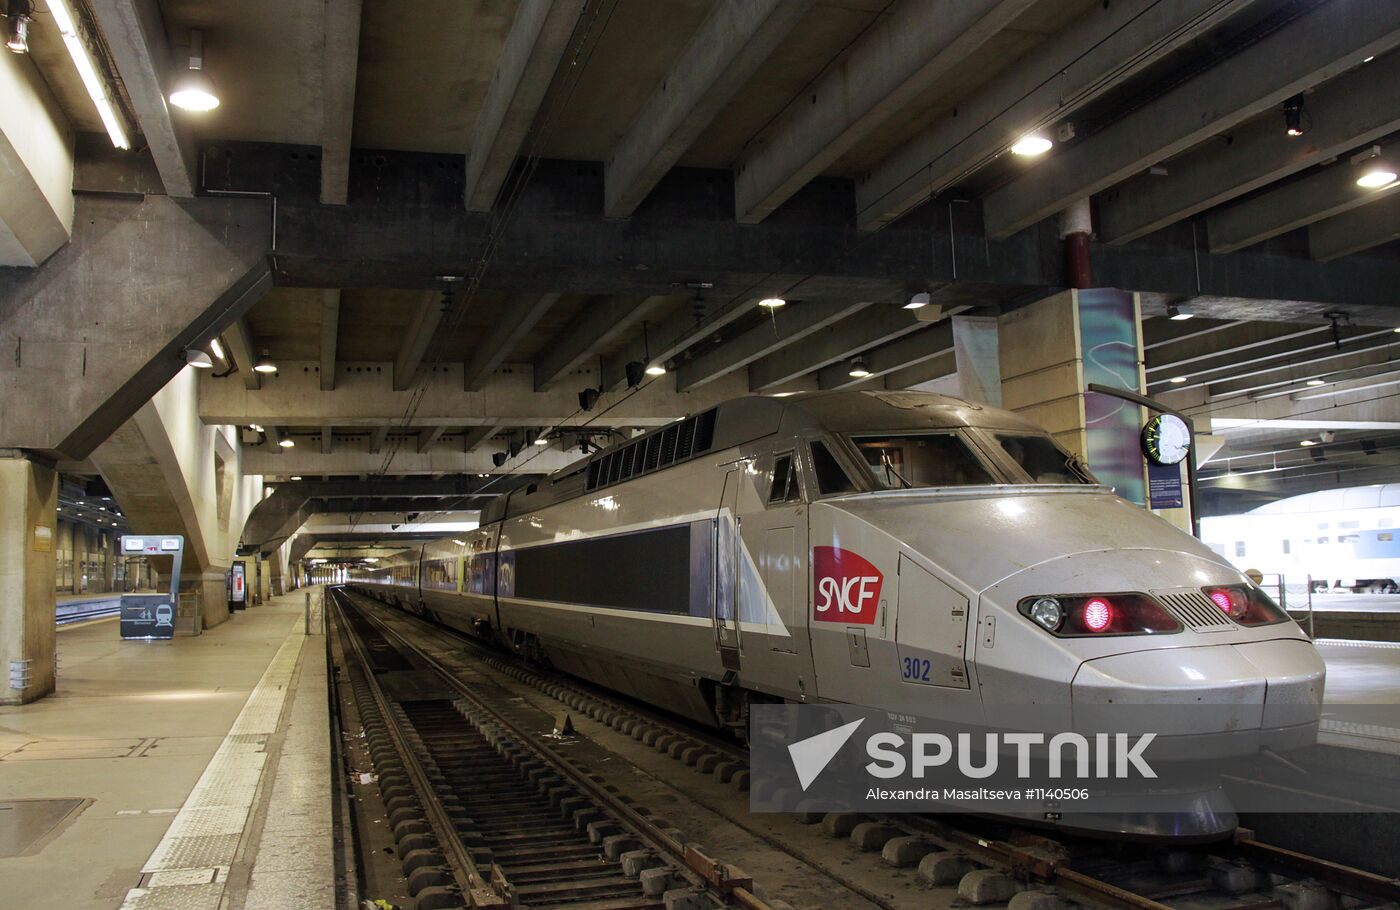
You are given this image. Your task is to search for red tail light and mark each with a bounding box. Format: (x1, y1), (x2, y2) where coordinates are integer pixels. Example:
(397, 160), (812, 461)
(1017, 593), (1181, 636)
(1202, 585), (1290, 626)
(1083, 598), (1113, 631)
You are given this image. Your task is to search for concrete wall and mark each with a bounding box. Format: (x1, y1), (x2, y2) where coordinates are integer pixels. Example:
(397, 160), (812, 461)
(94, 367), (266, 627)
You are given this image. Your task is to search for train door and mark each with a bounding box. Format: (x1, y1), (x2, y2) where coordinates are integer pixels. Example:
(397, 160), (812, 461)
(734, 450), (816, 699)
(714, 466), (744, 669)
(894, 555), (970, 689)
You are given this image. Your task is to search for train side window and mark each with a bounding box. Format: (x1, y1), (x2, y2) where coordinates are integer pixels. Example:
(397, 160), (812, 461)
(1282, 540), (1291, 554)
(810, 440), (855, 494)
(769, 453), (799, 503)
(1234, 541), (1246, 557)
(1339, 534), (1360, 543)
(1381, 533), (1394, 541)
(1318, 537), (1330, 544)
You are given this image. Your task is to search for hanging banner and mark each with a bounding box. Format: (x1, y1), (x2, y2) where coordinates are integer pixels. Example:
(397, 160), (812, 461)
(1078, 288), (1147, 506)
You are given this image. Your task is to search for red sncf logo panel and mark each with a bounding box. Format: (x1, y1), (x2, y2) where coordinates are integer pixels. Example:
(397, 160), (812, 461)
(812, 546), (883, 624)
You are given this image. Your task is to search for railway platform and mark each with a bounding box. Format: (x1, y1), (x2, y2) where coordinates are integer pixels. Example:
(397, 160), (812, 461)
(0, 586), (337, 910)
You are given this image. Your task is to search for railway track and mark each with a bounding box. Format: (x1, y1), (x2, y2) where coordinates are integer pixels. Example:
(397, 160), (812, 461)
(331, 587), (1400, 910)
(331, 588), (777, 910)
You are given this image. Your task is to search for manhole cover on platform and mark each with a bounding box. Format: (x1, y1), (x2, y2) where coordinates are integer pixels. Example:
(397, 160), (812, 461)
(0, 798), (90, 856)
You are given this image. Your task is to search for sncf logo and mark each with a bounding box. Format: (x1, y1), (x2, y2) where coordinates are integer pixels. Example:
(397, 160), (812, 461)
(812, 546), (883, 625)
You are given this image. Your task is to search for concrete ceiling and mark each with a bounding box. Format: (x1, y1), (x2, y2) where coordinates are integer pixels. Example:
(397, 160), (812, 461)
(12, 0), (1400, 533)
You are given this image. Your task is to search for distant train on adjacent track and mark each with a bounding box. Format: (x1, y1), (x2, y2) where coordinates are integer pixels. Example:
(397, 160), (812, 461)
(1203, 485), (1400, 592)
(348, 390), (1324, 839)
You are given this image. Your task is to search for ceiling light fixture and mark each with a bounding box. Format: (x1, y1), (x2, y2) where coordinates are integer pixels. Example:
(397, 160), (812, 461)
(278, 438), (295, 448)
(758, 297), (786, 309)
(644, 364), (667, 376)
(1169, 376), (1187, 384)
(1354, 145), (1398, 189)
(49, 0), (129, 147)
(169, 29), (220, 112)
(1299, 439), (1316, 447)
(1282, 93), (1307, 137)
(1167, 304), (1194, 321)
(904, 292), (931, 310)
(6, 0), (31, 53)
(1305, 379), (1326, 387)
(253, 355), (278, 374)
(290, 475), (302, 481)
(1010, 133), (1053, 156)
(184, 349), (214, 368)
(533, 434), (550, 446)
(848, 356), (871, 379)
(209, 337), (225, 360)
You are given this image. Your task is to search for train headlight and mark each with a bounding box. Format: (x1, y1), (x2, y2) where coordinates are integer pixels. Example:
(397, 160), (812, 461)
(1028, 597), (1064, 631)
(1017, 593), (1181, 636)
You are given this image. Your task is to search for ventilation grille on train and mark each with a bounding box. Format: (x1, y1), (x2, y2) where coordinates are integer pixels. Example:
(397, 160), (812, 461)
(1153, 590), (1235, 632)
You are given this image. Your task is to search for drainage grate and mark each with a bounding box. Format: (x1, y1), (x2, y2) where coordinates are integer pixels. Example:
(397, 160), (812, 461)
(1155, 590), (1235, 632)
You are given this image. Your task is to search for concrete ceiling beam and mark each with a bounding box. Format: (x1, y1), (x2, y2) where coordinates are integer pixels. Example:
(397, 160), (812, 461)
(368, 424), (389, 455)
(0, 196), (271, 458)
(89, 0), (195, 198)
(394, 291), (446, 390)
(418, 426), (447, 453)
(1149, 328), (1396, 391)
(855, 0), (1245, 233)
(747, 307), (926, 390)
(464, 293), (562, 390)
(462, 425), (497, 453)
(604, 0), (810, 218)
(600, 286), (802, 392)
(987, 2), (1400, 239)
(676, 299), (874, 391)
(198, 361), (750, 429)
(1198, 336), (1400, 399)
(1309, 192), (1400, 262)
(0, 38), (74, 266)
(816, 321), (955, 390)
(1208, 149), (1400, 254)
(222, 316), (261, 391)
(241, 445), (577, 477)
(881, 349), (959, 391)
(320, 425), (333, 454)
(734, 0), (1035, 225)
(533, 295), (672, 391)
(465, 0), (588, 211)
(319, 290), (340, 390)
(1146, 324), (1331, 375)
(319, 0), (362, 204)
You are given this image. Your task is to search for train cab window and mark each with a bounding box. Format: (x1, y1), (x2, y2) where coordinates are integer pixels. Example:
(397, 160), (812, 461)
(994, 433), (1092, 484)
(851, 432), (994, 489)
(769, 453), (800, 503)
(809, 440), (855, 495)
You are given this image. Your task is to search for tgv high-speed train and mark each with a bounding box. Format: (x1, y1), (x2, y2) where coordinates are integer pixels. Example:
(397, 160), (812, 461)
(1203, 485), (1400, 592)
(349, 391), (1324, 836)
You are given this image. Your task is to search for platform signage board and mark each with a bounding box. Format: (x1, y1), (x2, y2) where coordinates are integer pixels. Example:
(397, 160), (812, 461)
(118, 535), (182, 641)
(230, 561), (247, 611)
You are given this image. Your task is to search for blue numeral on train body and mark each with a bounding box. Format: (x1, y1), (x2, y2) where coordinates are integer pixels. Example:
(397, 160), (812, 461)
(901, 656), (931, 682)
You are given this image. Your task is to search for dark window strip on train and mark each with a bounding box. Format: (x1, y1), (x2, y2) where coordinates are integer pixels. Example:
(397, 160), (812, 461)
(584, 409), (717, 494)
(499, 520), (713, 618)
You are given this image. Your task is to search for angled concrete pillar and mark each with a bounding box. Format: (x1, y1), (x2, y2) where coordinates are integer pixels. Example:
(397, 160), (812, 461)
(0, 195), (272, 459)
(0, 453), (58, 704)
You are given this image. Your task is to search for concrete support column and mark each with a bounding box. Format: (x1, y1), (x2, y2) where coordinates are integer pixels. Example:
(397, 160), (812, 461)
(0, 453), (58, 704)
(999, 289), (1147, 505)
(73, 524), (86, 594)
(1059, 198), (1093, 290)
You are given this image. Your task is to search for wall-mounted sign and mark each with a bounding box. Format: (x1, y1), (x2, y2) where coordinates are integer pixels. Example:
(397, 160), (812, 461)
(33, 526), (52, 553)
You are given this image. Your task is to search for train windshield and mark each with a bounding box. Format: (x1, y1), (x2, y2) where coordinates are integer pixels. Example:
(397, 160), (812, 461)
(993, 433), (1095, 484)
(850, 432), (995, 489)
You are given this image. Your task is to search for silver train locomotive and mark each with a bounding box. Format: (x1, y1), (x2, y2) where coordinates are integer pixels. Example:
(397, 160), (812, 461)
(349, 391), (1324, 837)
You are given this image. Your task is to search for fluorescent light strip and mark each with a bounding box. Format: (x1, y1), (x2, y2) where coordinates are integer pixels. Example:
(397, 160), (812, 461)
(49, 0), (129, 149)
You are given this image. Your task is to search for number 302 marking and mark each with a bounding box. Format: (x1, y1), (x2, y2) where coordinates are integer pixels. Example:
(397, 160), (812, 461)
(901, 656), (931, 682)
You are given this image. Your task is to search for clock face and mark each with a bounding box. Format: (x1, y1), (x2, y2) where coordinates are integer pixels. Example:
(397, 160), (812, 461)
(1142, 414), (1191, 465)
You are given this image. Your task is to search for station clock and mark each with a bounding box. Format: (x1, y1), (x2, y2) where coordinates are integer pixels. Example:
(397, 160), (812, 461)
(1141, 414), (1191, 465)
